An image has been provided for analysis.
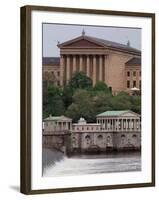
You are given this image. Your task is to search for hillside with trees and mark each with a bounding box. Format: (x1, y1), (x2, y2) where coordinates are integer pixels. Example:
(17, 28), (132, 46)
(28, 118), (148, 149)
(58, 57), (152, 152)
(43, 72), (141, 122)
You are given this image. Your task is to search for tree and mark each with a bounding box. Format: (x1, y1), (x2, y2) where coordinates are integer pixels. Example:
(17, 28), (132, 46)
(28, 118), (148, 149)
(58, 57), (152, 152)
(130, 95), (141, 114)
(62, 72), (93, 109)
(43, 84), (65, 118)
(111, 91), (132, 110)
(68, 71), (93, 91)
(62, 85), (73, 109)
(65, 89), (95, 122)
(92, 91), (113, 114)
(93, 81), (111, 94)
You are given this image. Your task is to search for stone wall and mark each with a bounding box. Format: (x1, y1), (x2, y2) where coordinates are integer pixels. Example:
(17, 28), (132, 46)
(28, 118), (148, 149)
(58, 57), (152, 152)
(70, 131), (141, 153)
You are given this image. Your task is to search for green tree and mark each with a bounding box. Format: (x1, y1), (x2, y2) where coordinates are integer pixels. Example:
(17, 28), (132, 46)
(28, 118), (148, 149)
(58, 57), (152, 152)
(62, 72), (93, 109)
(130, 95), (141, 114)
(65, 89), (95, 122)
(92, 91), (113, 114)
(68, 71), (93, 91)
(111, 91), (132, 110)
(62, 85), (73, 109)
(93, 81), (111, 94)
(43, 84), (65, 118)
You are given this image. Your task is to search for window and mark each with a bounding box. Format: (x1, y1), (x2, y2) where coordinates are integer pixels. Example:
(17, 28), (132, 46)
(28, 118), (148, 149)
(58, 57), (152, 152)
(85, 135), (90, 139)
(57, 71), (60, 77)
(127, 71), (130, 76)
(121, 134), (125, 138)
(132, 134), (137, 138)
(57, 81), (60, 86)
(127, 80), (130, 88)
(139, 71), (141, 76)
(133, 80), (136, 87)
(98, 135), (103, 139)
(133, 71), (136, 76)
(139, 80), (141, 89)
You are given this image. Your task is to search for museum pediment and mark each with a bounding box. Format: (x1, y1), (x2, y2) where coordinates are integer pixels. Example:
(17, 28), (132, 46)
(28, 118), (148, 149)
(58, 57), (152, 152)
(61, 38), (103, 48)
(58, 34), (141, 55)
(58, 36), (105, 48)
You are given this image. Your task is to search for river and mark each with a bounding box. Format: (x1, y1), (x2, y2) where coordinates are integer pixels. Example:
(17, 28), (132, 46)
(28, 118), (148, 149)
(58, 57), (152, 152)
(42, 148), (141, 177)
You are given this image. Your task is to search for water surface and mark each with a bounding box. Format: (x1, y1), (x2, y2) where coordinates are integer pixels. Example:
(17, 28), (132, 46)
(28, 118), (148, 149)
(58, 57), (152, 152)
(43, 148), (141, 177)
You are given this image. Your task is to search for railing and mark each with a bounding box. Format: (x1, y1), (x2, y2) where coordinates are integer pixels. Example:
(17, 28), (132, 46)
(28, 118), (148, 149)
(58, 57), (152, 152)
(43, 130), (71, 135)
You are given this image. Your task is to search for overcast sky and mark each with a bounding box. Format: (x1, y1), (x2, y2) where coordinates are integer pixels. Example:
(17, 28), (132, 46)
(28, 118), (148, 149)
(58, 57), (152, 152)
(43, 23), (141, 57)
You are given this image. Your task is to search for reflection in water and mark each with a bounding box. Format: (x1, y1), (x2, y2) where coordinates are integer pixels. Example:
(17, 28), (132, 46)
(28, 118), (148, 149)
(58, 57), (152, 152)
(42, 148), (141, 177)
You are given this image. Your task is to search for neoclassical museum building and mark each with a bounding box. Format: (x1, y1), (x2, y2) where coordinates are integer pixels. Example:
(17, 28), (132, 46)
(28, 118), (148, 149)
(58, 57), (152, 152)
(43, 110), (141, 154)
(43, 31), (141, 95)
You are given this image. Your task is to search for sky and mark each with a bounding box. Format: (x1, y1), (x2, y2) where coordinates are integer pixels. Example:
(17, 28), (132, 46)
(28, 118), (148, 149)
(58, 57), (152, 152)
(43, 23), (141, 57)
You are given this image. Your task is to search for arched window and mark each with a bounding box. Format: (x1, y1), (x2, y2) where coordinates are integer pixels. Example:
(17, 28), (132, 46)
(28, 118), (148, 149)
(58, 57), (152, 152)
(132, 134), (137, 138)
(85, 135), (90, 140)
(121, 134), (126, 138)
(97, 135), (103, 140)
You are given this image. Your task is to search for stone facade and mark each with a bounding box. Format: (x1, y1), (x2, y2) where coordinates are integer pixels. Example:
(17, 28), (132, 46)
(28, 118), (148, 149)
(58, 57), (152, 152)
(57, 32), (141, 94)
(43, 32), (141, 95)
(43, 110), (141, 154)
(42, 57), (60, 86)
(43, 115), (72, 154)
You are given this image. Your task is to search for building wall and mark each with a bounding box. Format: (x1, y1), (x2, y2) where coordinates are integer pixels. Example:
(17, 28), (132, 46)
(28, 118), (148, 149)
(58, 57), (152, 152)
(106, 52), (134, 94)
(70, 131), (140, 153)
(125, 65), (141, 94)
(113, 132), (141, 150)
(43, 134), (71, 154)
(43, 53), (141, 94)
(43, 64), (60, 86)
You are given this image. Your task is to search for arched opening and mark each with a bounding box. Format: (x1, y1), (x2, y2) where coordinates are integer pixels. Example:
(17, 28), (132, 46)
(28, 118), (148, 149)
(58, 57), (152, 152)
(97, 135), (103, 140)
(85, 135), (90, 140)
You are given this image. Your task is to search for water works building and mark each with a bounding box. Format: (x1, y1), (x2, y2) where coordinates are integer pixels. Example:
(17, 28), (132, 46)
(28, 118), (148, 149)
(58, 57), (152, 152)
(43, 110), (141, 154)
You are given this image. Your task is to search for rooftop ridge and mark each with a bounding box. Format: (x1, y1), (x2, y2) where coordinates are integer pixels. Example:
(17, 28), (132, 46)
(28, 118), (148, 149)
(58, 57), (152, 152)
(58, 33), (141, 54)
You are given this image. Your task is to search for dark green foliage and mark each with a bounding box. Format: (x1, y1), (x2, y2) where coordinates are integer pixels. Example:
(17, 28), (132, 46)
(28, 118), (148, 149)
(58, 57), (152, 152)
(65, 89), (96, 122)
(43, 84), (65, 118)
(111, 92), (132, 110)
(93, 81), (111, 94)
(68, 71), (93, 91)
(43, 72), (141, 121)
(62, 85), (73, 109)
(130, 95), (141, 114)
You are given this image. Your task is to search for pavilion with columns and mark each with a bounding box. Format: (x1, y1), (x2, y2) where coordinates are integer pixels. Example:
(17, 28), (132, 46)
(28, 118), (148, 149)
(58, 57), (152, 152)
(96, 110), (141, 132)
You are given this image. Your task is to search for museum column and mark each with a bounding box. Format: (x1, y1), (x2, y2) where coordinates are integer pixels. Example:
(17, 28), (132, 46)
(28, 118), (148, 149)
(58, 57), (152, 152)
(104, 55), (108, 84)
(66, 55), (70, 82)
(79, 55), (83, 71)
(99, 55), (103, 81)
(72, 55), (76, 74)
(93, 55), (97, 85)
(86, 55), (90, 77)
(60, 55), (64, 86)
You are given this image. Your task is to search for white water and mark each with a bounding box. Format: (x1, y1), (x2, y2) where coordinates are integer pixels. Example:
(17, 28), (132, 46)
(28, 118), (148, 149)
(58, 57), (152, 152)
(43, 151), (141, 177)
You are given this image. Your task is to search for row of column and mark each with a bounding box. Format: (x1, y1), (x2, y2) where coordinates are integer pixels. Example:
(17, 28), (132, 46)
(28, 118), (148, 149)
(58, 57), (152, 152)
(97, 118), (141, 131)
(53, 121), (72, 131)
(60, 54), (108, 86)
